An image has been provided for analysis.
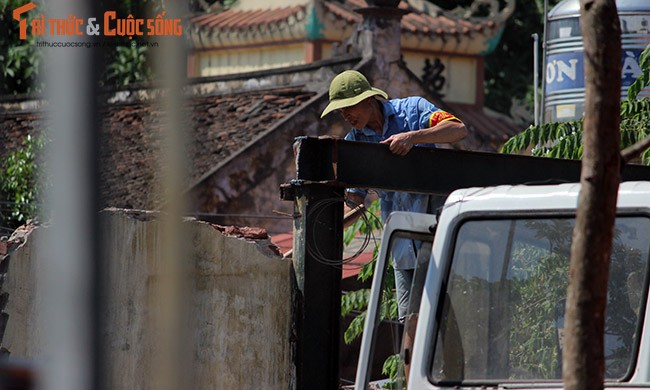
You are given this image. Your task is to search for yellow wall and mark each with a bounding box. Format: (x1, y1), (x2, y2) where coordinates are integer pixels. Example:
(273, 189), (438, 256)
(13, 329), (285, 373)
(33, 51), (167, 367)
(198, 45), (305, 76)
(404, 53), (477, 105)
(195, 43), (478, 106)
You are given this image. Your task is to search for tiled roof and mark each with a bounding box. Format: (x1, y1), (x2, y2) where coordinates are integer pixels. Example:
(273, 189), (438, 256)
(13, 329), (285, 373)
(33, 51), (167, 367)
(323, 0), (498, 38)
(188, 86), (316, 185)
(270, 232), (374, 280)
(188, 5), (307, 32)
(98, 86), (316, 210)
(187, 1), (503, 49)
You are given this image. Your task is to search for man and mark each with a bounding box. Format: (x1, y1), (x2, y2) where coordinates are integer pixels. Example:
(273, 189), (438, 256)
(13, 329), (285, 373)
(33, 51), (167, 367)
(321, 70), (467, 321)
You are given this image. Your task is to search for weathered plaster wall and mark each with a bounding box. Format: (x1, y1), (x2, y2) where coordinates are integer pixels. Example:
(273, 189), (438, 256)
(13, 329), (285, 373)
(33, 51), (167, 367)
(0, 210), (293, 389)
(0, 225), (43, 357)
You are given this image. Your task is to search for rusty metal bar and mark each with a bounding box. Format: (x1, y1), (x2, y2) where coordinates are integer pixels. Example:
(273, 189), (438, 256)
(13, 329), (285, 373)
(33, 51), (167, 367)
(291, 137), (650, 193)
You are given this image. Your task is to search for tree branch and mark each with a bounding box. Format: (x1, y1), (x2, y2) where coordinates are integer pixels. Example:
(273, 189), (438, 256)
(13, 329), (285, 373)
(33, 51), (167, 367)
(621, 132), (650, 164)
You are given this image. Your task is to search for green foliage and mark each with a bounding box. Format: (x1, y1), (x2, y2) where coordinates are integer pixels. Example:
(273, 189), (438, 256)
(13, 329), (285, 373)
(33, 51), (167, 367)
(0, 0), (43, 95)
(381, 354), (402, 388)
(341, 289), (369, 318)
(627, 44), (650, 101)
(106, 45), (152, 86)
(501, 120), (583, 159)
(357, 244), (380, 282)
(98, 0), (161, 87)
(0, 134), (47, 228)
(343, 310), (366, 345)
(341, 241), (398, 344)
(502, 43), (650, 165)
(344, 199), (382, 246)
(0, 0), (161, 92)
(340, 198), (400, 384)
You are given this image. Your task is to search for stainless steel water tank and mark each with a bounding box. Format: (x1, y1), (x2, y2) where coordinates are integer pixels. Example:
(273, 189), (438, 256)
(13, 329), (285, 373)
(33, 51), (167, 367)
(544, 0), (650, 122)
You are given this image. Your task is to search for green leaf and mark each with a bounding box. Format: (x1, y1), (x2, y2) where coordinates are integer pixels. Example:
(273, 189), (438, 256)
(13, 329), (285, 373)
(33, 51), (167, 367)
(0, 133), (49, 228)
(341, 289), (370, 317)
(343, 311), (366, 344)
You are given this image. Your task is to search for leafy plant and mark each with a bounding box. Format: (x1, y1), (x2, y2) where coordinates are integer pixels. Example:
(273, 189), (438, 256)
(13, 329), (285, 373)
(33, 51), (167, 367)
(0, 0), (43, 95)
(0, 134), (48, 229)
(341, 199), (401, 386)
(381, 354), (403, 389)
(105, 45), (152, 86)
(98, 0), (163, 87)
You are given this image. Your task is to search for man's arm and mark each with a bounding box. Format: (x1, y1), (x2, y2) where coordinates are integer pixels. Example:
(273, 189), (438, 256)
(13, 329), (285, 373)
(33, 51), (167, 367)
(380, 120), (467, 156)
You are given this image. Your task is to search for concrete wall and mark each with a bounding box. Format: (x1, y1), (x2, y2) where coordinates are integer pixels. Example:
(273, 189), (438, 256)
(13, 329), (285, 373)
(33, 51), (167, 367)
(0, 209), (293, 389)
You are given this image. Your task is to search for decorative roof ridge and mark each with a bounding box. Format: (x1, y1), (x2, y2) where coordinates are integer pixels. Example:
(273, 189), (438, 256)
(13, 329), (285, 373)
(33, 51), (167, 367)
(187, 4), (309, 48)
(189, 4), (308, 32)
(320, 0), (506, 40)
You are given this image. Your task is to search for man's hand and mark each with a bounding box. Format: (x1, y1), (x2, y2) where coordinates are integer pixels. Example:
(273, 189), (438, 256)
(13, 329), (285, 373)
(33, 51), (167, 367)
(380, 120), (467, 156)
(380, 132), (413, 156)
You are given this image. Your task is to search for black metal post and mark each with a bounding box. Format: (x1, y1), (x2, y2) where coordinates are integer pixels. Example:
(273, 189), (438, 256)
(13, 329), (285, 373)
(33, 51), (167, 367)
(291, 183), (344, 390)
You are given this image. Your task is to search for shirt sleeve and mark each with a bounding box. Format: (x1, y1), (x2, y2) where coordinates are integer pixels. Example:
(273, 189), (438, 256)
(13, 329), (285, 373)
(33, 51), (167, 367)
(428, 110), (461, 128)
(415, 97), (461, 129)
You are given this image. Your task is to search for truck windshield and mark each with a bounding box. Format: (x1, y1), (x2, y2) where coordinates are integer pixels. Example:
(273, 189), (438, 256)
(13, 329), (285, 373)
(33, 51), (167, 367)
(431, 216), (650, 383)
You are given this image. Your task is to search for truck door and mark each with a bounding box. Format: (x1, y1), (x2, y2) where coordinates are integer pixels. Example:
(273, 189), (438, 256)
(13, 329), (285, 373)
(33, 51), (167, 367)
(408, 213), (650, 389)
(354, 211), (437, 390)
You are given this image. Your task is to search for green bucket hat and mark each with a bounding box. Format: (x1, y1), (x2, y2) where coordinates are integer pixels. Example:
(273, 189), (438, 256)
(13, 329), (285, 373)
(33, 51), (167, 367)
(320, 70), (388, 118)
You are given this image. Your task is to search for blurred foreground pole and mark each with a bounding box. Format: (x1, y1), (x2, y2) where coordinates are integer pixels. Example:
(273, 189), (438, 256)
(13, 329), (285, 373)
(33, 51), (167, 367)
(564, 1), (621, 390)
(41, 1), (102, 389)
(152, 1), (190, 389)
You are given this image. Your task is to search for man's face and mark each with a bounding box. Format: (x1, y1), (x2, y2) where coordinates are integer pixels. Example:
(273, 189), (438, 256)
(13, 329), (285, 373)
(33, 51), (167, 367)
(337, 98), (372, 128)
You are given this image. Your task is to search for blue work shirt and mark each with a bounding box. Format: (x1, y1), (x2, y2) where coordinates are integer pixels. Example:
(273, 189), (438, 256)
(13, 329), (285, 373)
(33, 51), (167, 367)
(345, 96), (457, 269)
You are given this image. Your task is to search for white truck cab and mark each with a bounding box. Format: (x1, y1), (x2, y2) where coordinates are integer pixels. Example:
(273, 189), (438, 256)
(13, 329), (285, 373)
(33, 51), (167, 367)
(355, 181), (650, 389)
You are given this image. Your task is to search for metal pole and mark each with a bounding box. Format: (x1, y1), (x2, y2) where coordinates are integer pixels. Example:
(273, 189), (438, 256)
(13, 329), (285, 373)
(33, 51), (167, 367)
(532, 33), (540, 126)
(541, 0), (549, 125)
(41, 1), (102, 389)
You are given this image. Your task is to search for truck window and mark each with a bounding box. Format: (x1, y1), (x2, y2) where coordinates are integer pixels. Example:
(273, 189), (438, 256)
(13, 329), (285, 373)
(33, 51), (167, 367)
(430, 216), (650, 383)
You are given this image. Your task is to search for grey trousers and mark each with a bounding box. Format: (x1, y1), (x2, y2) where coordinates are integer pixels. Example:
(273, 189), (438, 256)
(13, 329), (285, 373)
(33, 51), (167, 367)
(395, 267), (414, 322)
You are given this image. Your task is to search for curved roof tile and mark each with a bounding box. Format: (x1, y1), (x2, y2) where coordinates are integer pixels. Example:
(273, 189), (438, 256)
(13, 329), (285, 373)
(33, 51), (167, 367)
(188, 1), (502, 44)
(191, 5), (306, 32)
